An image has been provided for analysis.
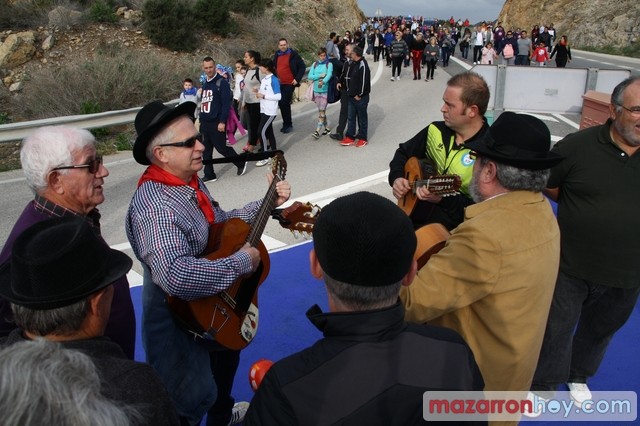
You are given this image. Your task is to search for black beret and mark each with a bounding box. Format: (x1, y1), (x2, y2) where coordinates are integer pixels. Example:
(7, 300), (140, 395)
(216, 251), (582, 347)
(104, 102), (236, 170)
(312, 192), (417, 287)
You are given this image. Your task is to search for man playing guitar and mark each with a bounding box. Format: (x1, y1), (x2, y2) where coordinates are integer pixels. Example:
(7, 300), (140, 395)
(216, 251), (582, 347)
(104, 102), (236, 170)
(388, 71), (490, 230)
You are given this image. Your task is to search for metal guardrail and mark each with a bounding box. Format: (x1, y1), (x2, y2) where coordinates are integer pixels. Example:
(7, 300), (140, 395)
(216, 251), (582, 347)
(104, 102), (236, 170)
(0, 100), (179, 144)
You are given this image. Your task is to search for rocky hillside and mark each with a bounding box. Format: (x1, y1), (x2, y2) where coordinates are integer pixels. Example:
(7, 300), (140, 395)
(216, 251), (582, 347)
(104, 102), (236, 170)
(498, 0), (639, 48)
(0, 0), (365, 118)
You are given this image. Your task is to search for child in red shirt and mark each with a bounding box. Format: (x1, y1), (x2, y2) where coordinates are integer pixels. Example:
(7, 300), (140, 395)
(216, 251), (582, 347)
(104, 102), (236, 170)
(531, 42), (550, 67)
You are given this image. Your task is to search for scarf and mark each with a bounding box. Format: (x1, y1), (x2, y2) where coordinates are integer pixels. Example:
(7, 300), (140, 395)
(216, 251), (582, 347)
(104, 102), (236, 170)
(183, 87), (198, 96)
(276, 48), (292, 56)
(137, 164), (215, 224)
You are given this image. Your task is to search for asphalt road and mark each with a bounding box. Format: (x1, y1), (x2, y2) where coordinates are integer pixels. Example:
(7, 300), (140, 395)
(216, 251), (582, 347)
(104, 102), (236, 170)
(1, 51), (637, 281)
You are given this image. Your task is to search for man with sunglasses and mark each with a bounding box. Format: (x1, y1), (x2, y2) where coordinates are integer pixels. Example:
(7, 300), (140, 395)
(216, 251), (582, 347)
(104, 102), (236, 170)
(126, 100), (291, 426)
(0, 125), (136, 360)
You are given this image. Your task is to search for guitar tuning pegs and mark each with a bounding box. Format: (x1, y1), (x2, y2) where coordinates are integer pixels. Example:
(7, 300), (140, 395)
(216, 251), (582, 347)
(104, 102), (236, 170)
(293, 230), (301, 239)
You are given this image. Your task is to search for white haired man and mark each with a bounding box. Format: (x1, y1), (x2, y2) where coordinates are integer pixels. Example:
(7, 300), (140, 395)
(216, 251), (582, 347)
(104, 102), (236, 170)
(0, 126), (136, 359)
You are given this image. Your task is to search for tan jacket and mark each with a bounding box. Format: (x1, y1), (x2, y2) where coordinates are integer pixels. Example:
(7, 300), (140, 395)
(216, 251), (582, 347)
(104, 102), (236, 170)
(401, 191), (560, 392)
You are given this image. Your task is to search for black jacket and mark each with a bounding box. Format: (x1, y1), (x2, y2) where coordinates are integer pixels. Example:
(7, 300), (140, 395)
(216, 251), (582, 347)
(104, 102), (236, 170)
(244, 302), (485, 426)
(345, 57), (371, 98)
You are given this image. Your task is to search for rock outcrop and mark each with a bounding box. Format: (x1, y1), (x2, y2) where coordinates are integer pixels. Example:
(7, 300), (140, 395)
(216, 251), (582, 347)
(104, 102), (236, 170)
(497, 0), (639, 48)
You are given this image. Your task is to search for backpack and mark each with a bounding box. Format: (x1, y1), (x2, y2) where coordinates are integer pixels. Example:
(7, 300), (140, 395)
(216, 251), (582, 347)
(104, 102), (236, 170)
(327, 75), (339, 104)
(503, 43), (514, 59)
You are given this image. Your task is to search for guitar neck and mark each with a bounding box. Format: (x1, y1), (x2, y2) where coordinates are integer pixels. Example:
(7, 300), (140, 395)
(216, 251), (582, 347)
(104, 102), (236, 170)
(247, 176), (282, 247)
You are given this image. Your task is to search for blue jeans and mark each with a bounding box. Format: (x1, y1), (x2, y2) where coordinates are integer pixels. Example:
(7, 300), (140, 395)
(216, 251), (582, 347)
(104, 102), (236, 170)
(346, 94), (369, 140)
(531, 271), (640, 392)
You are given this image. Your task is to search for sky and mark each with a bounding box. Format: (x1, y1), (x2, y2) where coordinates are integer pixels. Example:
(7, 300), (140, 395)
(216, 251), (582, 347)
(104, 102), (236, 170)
(357, 0), (505, 25)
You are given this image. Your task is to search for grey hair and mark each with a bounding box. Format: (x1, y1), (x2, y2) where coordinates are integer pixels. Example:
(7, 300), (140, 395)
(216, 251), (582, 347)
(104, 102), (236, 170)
(20, 126), (96, 194)
(611, 76), (640, 111)
(0, 339), (134, 426)
(324, 274), (401, 311)
(11, 298), (89, 336)
(477, 157), (551, 192)
(145, 122), (178, 163)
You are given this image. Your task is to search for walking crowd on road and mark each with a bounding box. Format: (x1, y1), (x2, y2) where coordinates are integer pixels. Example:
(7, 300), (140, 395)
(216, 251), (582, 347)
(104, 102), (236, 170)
(1, 10), (636, 426)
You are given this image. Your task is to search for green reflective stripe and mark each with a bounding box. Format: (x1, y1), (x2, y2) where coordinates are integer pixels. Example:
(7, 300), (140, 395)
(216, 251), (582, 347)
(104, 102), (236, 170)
(425, 125), (475, 196)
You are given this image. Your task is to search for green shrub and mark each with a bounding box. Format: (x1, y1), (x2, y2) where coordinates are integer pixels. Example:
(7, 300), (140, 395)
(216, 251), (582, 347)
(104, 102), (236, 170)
(89, 0), (118, 23)
(193, 0), (238, 35)
(143, 0), (197, 52)
(229, 0), (267, 15)
(0, 112), (9, 125)
(0, 0), (51, 29)
(16, 47), (201, 120)
(114, 132), (134, 150)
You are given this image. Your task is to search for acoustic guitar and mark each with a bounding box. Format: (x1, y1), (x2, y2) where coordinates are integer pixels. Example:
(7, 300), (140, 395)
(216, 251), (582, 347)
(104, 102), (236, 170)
(414, 223), (450, 269)
(398, 156), (462, 216)
(272, 201), (321, 238)
(166, 153), (287, 351)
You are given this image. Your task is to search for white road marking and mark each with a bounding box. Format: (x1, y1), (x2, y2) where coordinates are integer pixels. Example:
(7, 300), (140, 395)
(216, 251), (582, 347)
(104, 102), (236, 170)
(552, 113), (580, 129)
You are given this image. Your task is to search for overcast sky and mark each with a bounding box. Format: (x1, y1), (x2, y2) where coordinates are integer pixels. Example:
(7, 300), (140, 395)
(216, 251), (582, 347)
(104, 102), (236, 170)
(358, 0), (505, 24)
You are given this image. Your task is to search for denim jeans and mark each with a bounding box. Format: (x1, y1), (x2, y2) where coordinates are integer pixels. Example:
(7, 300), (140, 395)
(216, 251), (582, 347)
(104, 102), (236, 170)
(278, 84), (295, 128)
(531, 270), (640, 392)
(346, 94), (369, 140)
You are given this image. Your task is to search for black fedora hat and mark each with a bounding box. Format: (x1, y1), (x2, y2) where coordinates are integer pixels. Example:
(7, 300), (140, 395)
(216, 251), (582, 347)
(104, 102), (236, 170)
(0, 217), (133, 310)
(133, 100), (197, 165)
(465, 112), (563, 170)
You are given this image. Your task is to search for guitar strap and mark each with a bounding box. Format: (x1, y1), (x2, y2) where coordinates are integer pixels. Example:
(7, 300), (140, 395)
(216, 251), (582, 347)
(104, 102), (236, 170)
(201, 150), (283, 165)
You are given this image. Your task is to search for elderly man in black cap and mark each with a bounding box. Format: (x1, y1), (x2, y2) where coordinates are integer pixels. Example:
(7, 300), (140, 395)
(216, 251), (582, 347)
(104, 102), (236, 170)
(401, 112), (564, 406)
(0, 217), (179, 425)
(244, 192), (484, 426)
(125, 100), (291, 426)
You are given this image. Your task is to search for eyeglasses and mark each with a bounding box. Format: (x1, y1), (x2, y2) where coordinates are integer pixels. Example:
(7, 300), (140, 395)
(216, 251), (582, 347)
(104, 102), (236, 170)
(52, 155), (103, 174)
(617, 104), (640, 117)
(158, 134), (202, 148)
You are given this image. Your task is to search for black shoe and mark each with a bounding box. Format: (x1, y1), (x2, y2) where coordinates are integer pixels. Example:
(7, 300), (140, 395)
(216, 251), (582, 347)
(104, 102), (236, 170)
(329, 133), (343, 141)
(280, 126), (293, 134)
(237, 162), (247, 176)
(203, 175), (217, 183)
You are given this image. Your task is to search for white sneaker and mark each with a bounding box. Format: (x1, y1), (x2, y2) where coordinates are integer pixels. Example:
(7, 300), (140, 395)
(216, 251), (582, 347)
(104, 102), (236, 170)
(390, 76), (395, 81)
(396, 75), (400, 80)
(522, 392), (548, 418)
(255, 158), (271, 167)
(568, 382), (592, 407)
(226, 401), (249, 426)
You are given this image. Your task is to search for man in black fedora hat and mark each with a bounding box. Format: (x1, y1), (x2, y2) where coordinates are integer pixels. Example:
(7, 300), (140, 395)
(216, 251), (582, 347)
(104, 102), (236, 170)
(244, 192), (484, 425)
(400, 112), (564, 407)
(0, 125), (136, 359)
(126, 100), (291, 426)
(0, 217), (179, 425)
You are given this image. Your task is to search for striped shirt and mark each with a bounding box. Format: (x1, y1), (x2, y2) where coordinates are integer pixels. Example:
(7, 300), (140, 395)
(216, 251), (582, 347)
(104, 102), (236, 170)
(125, 179), (261, 300)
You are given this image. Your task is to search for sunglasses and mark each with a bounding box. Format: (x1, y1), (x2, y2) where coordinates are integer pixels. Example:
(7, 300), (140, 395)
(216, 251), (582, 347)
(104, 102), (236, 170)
(158, 134), (202, 148)
(52, 155), (103, 174)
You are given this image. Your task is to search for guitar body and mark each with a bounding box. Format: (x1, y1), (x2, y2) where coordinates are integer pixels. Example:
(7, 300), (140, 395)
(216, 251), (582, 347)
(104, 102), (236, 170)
(398, 157), (424, 216)
(414, 223), (450, 269)
(397, 157), (462, 218)
(166, 218), (270, 351)
(166, 152), (288, 351)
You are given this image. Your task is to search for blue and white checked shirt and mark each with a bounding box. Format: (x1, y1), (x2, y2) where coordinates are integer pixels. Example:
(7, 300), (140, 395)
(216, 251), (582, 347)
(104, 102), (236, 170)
(125, 179), (261, 300)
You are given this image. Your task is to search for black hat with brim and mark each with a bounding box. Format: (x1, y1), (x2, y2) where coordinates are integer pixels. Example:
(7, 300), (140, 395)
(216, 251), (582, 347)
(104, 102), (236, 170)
(133, 100), (197, 165)
(465, 111), (563, 170)
(0, 217), (133, 310)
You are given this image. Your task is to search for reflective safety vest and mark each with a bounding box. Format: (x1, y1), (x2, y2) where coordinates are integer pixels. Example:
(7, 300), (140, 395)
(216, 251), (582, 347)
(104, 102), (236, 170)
(425, 122), (475, 196)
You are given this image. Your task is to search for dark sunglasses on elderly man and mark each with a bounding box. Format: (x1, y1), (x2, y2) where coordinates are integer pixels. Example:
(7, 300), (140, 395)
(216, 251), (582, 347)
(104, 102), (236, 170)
(51, 155), (103, 174)
(158, 133), (203, 148)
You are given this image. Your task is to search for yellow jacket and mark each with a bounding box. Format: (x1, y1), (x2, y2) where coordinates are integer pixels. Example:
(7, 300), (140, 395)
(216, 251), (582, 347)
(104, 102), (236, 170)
(401, 191), (560, 392)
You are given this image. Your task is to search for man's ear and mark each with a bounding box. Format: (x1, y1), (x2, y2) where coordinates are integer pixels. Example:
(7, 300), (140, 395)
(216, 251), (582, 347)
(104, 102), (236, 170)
(47, 170), (64, 195)
(401, 259), (418, 287)
(309, 249), (324, 279)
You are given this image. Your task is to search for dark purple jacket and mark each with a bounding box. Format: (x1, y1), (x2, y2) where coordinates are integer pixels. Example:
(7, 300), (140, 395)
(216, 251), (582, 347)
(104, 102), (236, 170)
(0, 201), (136, 359)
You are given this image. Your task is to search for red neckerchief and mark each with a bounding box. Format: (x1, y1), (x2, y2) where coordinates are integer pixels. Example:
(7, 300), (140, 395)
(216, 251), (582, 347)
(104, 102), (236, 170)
(137, 164), (215, 224)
